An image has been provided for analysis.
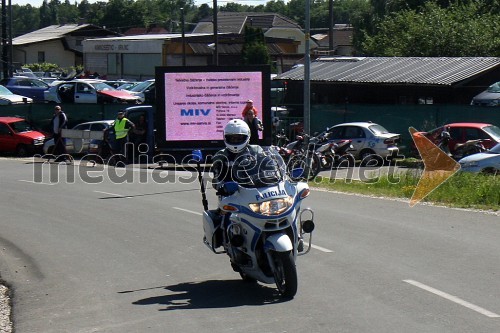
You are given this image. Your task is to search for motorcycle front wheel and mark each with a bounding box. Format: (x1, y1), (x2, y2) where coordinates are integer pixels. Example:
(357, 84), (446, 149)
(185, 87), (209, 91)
(271, 251), (298, 298)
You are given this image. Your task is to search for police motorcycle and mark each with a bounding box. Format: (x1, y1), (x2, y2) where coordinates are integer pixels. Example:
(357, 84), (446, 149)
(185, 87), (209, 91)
(199, 148), (315, 298)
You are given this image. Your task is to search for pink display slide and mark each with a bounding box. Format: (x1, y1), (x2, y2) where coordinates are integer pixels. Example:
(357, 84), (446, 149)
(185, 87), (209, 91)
(164, 71), (263, 141)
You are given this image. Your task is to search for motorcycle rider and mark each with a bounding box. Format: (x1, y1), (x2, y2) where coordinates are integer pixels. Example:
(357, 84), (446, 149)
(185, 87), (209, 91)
(211, 118), (264, 190)
(210, 119), (265, 248)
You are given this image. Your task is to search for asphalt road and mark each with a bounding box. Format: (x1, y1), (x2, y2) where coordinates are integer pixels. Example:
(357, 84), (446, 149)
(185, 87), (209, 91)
(0, 158), (499, 333)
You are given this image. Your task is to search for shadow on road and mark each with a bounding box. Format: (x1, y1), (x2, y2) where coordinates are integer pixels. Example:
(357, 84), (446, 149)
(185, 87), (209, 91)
(128, 279), (287, 310)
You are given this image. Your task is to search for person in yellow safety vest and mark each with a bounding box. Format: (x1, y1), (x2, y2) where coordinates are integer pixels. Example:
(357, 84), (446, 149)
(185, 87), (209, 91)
(109, 111), (135, 163)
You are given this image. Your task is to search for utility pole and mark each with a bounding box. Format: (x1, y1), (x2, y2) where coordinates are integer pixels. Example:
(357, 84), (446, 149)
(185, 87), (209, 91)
(213, 0), (218, 66)
(303, 0), (310, 135)
(329, 0), (334, 54)
(181, 7), (186, 66)
(1, 0), (8, 78)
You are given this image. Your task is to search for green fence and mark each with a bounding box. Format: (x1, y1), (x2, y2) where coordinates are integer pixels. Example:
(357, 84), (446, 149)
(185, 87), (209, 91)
(0, 103), (139, 133)
(307, 104), (500, 155)
(2, 103), (498, 155)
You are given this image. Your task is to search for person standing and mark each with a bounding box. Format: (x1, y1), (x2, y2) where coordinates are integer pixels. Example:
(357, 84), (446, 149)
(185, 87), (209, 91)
(109, 111), (135, 163)
(50, 105), (68, 156)
(241, 99), (258, 118)
(243, 109), (263, 145)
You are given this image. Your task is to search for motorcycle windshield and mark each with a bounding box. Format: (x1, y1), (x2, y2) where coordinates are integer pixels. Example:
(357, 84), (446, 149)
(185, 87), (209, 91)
(231, 151), (285, 188)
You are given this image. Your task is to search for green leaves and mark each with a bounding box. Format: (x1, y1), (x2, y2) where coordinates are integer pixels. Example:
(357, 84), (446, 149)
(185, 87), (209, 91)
(362, 1), (500, 57)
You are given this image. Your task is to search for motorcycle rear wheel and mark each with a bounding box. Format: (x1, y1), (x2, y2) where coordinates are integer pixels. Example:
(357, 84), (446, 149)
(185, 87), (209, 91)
(288, 153), (320, 181)
(271, 251), (297, 298)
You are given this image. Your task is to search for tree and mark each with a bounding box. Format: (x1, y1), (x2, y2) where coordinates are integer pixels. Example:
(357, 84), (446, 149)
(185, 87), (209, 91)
(241, 26), (270, 65)
(39, 0), (51, 28)
(12, 5), (40, 37)
(264, 0), (288, 16)
(361, 1), (500, 57)
(58, 0), (79, 24)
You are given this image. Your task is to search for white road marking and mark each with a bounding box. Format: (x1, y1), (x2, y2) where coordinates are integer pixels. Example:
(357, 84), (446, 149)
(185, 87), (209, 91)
(310, 244), (333, 253)
(173, 206), (334, 253)
(404, 279), (500, 318)
(18, 179), (55, 185)
(172, 207), (203, 216)
(93, 190), (132, 199)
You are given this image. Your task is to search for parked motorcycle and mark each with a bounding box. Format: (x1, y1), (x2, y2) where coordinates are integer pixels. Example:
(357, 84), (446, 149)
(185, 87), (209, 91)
(275, 130), (321, 181)
(315, 137), (355, 169)
(200, 150), (315, 298)
(452, 139), (487, 160)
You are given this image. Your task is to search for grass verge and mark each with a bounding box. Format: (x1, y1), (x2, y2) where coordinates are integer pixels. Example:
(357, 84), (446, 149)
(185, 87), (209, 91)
(311, 169), (499, 212)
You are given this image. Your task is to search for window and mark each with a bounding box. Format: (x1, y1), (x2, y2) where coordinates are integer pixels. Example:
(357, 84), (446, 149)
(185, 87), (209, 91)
(38, 51), (45, 63)
(328, 127), (344, 139)
(74, 124), (92, 131)
(465, 128), (481, 141)
(91, 123), (106, 131)
(0, 123), (10, 135)
(345, 126), (364, 138)
(449, 128), (462, 140)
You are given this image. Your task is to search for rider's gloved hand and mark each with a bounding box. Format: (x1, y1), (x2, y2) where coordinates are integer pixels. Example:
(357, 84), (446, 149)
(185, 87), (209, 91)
(216, 187), (228, 196)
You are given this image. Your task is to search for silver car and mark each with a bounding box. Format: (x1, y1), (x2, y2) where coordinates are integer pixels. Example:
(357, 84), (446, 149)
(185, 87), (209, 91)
(470, 81), (500, 106)
(43, 120), (114, 155)
(326, 121), (400, 164)
(0, 85), (33, 105)
(459, 143), (500, 174)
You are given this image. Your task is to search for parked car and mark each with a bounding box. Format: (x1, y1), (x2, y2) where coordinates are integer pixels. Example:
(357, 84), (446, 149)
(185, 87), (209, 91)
(116, 81), (141, 91)
(0, 76), (50, 102)
(43, 120), (114, 155)
(104, 80), (137, 89)
(415, 123), (500, 155)
(44, 80), (142, 104)
(325, 121), (400, 164)
(128, 79), (155, 104)
(0, 117), (45, 156)
(0, 85), (33, 105)
(458, 143), (500, 174)
(470, 81), (500, 106)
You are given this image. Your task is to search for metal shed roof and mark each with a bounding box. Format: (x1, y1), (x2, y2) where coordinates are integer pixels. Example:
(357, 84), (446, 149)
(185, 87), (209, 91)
(13, 24), (92, 45)
(13, 24), (117, 46)
(276, 57), (500, 86)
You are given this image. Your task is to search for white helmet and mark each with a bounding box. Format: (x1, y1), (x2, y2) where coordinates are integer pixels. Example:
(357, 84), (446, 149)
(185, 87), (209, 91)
(224, 119), (250, 153)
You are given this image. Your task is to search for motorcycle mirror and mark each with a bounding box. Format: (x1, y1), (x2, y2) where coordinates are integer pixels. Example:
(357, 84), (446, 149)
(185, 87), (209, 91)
(223, 181), (239, 195)
(191, 149), (203, 162)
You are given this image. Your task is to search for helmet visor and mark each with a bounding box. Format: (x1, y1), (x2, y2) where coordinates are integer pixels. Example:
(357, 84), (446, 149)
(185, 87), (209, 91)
(225, 134), (248, 145)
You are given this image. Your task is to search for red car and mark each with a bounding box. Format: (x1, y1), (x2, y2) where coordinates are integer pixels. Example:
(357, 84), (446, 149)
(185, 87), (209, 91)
(0, 117), (46, 156)
(414, 122), (500, 155)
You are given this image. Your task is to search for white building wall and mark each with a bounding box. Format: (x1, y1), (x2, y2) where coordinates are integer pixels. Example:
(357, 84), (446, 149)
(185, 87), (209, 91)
(13, 39), (76, 68)
(83, 38), (165, 79)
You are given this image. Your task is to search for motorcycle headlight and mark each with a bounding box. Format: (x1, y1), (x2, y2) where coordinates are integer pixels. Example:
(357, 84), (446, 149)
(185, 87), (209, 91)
(249, 196), (293, 216)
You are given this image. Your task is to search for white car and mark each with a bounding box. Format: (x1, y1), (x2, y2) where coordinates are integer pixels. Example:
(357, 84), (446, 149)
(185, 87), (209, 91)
(325, 121), (400, 164)
(44, 79), (142, 104)
(43, 120), (114, 155)
(0, 85), (33, 105)
(458, 143), (500, 174)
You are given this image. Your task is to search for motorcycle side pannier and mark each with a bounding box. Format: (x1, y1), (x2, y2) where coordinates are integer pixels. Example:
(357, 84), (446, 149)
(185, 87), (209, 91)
(203, 210), (222, 250)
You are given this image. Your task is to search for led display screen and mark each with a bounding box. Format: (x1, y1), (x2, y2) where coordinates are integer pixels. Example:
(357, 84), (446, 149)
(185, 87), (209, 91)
(155, 66), (271, 151)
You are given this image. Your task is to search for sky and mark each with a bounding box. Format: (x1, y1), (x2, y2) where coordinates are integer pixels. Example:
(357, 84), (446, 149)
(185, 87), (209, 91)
(11, 0), (269, 7)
